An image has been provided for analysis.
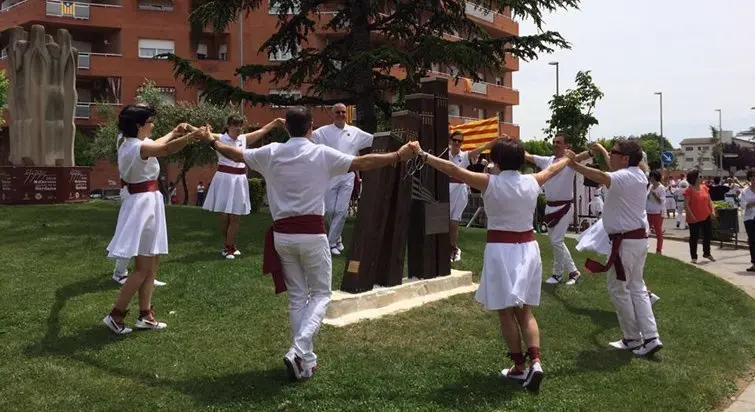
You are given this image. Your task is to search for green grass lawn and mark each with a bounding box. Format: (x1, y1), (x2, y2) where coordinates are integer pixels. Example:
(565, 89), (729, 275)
(1, 201), (754, 412)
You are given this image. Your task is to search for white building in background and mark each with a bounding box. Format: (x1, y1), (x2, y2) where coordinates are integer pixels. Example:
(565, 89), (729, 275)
(678, 130), (754, 176)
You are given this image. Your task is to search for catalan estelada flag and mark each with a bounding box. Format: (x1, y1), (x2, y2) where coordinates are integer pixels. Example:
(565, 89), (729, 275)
(450, 116), (499, 153)
(61, 1), (75, 16)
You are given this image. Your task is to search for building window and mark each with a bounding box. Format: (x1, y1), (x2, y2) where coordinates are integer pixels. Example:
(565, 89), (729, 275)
(685, 147), (693, 151)
(269, 45), (299, 61)
(495, 77), (502, 86)
(269, 89), (302, 108)
(477, 108), (486, 119)
(196, 43), (208, 60)
(448, 104), (460, 117)
(138, 0), (174, 11)
(685, 157), (694, 162)
(136, 86), (175, 105)
(218, 44), (228, 61)
(138, 39), (175, 59)
(269, 0), (300, 14)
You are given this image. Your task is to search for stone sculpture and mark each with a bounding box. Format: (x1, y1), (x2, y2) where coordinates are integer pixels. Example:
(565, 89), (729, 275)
(7, 25), (78, 167)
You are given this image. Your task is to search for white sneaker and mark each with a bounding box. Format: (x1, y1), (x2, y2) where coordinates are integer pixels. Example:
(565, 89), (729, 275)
(112, 270), (128, 285)
(103, 314), (132, 335)
(153, 279), (167, 287)
(284, 353), (304, 381)
(499, 366), (529, 381)
(233, 248), (241, 256)
(649, 292), (660, 305)
(331, 247), (341, 255)
(135, 309), (167, 330)
(522, 362), (544, 391)
(633, 338), (663, 357)
(545, 274), (562, 285)
(337, 242), (345, 252)
(454, 249), (462, 262)
(565, 271), (581, 286)
(609, 338), (642, 350)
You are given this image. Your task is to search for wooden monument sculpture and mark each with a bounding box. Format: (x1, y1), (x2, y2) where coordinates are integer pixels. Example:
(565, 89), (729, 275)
(0, 25), (90, 204)
(340, 77), (452, 293)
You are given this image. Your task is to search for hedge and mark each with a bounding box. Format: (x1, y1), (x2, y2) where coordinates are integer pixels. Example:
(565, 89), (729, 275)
(248, 178), (266, 214)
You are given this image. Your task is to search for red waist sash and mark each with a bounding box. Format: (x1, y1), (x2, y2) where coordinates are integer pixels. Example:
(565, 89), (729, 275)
(217, 165), (247, 175)
(543, 199), (572, 228)
(584, 228), (648, 281)
(486, 230), (536, 244)
(262, 215), (326, 294)
(120, 179), (159, 194)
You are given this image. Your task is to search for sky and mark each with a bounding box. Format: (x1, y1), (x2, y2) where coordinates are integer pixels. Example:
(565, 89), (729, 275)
(513, 0), (755, 146)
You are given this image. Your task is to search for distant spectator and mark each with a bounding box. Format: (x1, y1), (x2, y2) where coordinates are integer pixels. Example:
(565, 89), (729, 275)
(742, 170), (755, 272)
(708, 176), (729, 201)
(196, 181), (206, 206)
(684, 170), (716, 264)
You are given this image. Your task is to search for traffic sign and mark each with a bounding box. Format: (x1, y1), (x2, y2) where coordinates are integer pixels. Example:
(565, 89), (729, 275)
(661, 151), (675, 165)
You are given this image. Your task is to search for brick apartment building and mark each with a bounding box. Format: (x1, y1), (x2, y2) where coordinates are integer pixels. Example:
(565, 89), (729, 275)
(0, 0), (520, 204)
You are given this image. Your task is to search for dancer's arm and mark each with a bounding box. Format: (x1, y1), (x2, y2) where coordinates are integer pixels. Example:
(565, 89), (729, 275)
(242, 118), (285, 146)
(140, 128), (204, 159)
(416, 147), (490, 192)
(199, 133), (245, 163)
(589, 143), (614, 171)
(152, 123), (191, 145)
(533, 157), (571, 186)
(349, 143), (415, 172)
(468, 136), (504, 160)
(565, 150), (612, 188)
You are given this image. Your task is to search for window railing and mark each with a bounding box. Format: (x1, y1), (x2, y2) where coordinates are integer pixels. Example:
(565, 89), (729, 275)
(465, 2), (494, 23)
(0, 48), (7, 60)
(78, 53), (90, 69)
(470, 81), (487, 95)
(0, 0), (29, 12)
(74, 104), (91, 119)
(47, 0), (90, 19)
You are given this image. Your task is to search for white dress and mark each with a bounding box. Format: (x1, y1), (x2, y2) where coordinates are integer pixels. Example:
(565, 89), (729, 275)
(202, 133), (251, 215)
(107, 138), (168, 258)
(474, 171), (543, 310)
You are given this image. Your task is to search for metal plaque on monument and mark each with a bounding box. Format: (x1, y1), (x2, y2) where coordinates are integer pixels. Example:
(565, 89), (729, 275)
(1, 25), (91, 204)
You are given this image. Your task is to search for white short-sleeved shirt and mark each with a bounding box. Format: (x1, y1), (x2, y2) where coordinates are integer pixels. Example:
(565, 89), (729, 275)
(217, 133), (247, 168)
(646, 184), (667, 214)
(532, 155), (575, 202)
(450, 151), (470, 171)
(242, 137), (354, 220)
(603, 167), (648, 234)
(311, 124), (374, 156)
(118, 138), (160, 184)
(483, 170), (539, 232)
(741, 187), (755, 222)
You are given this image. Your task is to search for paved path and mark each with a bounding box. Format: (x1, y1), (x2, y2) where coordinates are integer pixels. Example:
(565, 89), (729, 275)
(659, 210), (749, 243)
(568, 233), (755, 411)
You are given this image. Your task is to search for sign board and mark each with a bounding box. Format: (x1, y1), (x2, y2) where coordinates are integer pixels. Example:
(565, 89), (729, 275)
(661, 151), (675, 165)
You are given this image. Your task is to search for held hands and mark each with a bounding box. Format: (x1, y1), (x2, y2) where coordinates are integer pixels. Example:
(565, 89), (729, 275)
(588, 142), (605, 157)
(398, 141), (420, 161)
(564, 149), (577, 163)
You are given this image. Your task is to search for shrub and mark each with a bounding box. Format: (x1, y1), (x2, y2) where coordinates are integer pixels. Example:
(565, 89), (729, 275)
(248, 178), (266, 214)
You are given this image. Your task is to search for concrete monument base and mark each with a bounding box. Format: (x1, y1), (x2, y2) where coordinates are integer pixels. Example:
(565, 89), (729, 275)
(0, 166), (91, 204)
(324, 269), (477, 327)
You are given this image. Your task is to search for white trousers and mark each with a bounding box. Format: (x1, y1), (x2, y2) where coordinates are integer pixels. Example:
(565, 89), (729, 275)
(675, 200), (685, 226)
(324, 173), (354, 247)
(275, 233), (332, 369)
(114, 258), (129, 275)
(449, 183), (469, 222)
(606, 238), (659, 341)
(546, 204), (577, 275)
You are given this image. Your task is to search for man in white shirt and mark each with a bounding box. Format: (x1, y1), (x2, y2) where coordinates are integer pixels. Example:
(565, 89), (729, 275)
(674, 176), (689, 229)
(524, 134), (591, 286)
(566, 140), (663, 357)
(447, 131), (503, 262)
(311, 103), (374, 255)
(199, 106), (416, 381)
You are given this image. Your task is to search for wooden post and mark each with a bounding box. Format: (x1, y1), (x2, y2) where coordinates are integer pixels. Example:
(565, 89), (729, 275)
(421, 77), (452, 277)
(340, 131), (404, 293)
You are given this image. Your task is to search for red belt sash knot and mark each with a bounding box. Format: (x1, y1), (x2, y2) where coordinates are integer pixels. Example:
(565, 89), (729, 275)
(262, 215), (326, 294)
(543, 200), (572, 228)
(217, 165), (247, 175)
(486, 230), (536, 244)
(120, 179), (159, 194)
(584, 228), (647, 281)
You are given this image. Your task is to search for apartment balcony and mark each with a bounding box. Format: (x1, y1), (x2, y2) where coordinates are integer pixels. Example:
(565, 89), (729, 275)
(0, 0), (124, 29)
(465, 3), (519, 37)
(429, 71), (519, 105)
(75, 75), (122, 125)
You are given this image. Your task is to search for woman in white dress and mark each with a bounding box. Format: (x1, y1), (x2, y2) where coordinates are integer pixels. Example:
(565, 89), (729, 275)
(103, 105), (208, 335)
(411, 138), (570, 392)
(198, 115), (285, 259)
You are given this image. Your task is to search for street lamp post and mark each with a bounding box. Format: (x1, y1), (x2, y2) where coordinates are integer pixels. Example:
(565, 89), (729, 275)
(654, 92), (664, 171)
(715, 109), (723, 177)
(549, 61), (559, 96)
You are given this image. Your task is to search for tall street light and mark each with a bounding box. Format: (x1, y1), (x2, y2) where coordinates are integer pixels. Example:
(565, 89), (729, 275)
(654, 92), (664, 171)
(549, 61), (559, 96)
(715, 109), (723, 177)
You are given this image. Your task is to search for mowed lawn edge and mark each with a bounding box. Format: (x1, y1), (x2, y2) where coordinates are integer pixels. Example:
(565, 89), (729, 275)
(1, 201), (754, 412)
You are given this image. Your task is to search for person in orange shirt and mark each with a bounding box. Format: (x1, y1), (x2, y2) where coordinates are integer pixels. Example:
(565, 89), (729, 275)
(683, 170), (716, 264)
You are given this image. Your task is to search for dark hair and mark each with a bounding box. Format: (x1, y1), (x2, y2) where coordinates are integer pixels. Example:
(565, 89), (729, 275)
(747, 169), (754, 180)
(286, 106), (312, 137)
(490, 139), (524, 171)
(713, 176), (721, 185)
(554, 134), (567, 143)
(118, 104), (156, 137)
(226, 115), (244, 127)
(649, 170), (662, 182)
(449, 131), (463, 140)
(687, 169), (700, 185)
(614, 139), (643, 167)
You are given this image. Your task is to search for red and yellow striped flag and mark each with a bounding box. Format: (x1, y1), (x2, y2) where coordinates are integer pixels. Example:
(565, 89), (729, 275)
(450, 117), (499, 153)
(345, 105), (357, 124)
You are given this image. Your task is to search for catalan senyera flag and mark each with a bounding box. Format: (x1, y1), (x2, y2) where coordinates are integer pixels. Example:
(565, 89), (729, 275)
(61, 1), (75, 16)
(450, 116), (499, 153)
(345, 105), (356, 124)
